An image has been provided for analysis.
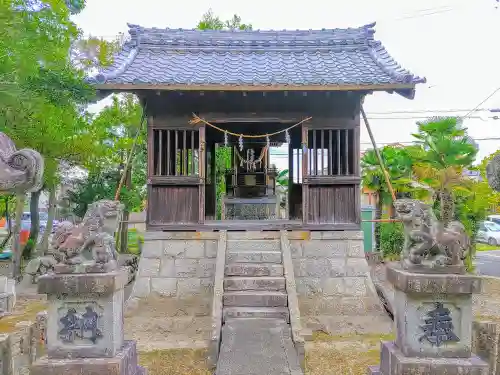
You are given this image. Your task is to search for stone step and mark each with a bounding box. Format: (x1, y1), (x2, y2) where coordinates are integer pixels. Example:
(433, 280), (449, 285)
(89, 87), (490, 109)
(227, 250), (282, 263)
(223, 317), (290, 331)
(223, 291), (288, 307)
(224, 276), (286, 291)
(226, 240), (280, 251)
(225, 263), (284, 277)
(223, 306), (290, 322)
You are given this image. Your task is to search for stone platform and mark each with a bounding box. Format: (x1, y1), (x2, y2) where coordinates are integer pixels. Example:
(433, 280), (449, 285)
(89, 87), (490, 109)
(216, 318), (302, 375)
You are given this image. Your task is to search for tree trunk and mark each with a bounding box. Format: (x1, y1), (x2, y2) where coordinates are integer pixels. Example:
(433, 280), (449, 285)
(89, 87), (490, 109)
(12, 194), (25, 281)
(374, 192), (383, 251)
(39, 186), (56, 255)
(439, 189), (454, 226)
(28, 188), (41, 246)
(119, 167), (131, 253)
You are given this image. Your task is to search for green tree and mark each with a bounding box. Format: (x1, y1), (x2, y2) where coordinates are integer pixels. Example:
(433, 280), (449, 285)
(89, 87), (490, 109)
(410, 117), (477, 225)
(197, 9), (253, 30)
(0, 0), (120, 270)
(66, 94), (146, 254)
(361, 145), (414, 250)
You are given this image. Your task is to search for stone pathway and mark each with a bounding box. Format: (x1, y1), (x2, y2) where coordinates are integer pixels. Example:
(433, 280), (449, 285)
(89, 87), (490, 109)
(216, 318), (303, 375)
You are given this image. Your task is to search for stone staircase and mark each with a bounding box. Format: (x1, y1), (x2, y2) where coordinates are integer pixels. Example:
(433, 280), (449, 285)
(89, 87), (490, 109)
(215, 232), (303, 375)
(222, 235), (289, 323)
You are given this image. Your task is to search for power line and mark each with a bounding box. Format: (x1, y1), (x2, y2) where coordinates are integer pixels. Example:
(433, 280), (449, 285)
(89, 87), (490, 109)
(461, 86), (500, 119)
(267, 136), (500, 154)
(364, 115), (489, 120)
(364, 108), (490, 115)
(359, 136), (500, 146)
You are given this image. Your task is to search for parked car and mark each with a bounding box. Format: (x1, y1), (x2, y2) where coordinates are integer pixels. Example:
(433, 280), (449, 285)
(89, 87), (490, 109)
(477, 221), (500, 246)
(20, 212), (60, 234)
(486, 215), (500, 226)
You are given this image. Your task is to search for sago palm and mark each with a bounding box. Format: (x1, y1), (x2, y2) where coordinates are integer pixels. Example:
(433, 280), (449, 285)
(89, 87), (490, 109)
(410, 117), (477, 225)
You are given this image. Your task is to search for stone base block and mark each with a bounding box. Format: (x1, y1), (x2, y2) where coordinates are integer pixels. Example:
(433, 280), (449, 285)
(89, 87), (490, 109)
(31, 341), (142, 375)
(367, 365), (381, 375)
(0, 292), (13, 314)
(378, 341), (489, 375)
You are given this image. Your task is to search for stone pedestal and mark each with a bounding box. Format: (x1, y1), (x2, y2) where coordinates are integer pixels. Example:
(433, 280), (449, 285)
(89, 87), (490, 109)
(31, 269), (146, 375)
(0, 276), (15, 316)
(368, 264), (489, 375)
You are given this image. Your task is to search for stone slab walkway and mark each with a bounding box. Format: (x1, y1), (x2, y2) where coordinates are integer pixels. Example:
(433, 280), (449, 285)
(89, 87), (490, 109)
(216, 318), (303, 375)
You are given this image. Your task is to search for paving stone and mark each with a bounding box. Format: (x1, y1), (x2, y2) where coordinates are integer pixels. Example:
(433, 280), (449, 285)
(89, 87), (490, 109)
(216, 318), (302, 375)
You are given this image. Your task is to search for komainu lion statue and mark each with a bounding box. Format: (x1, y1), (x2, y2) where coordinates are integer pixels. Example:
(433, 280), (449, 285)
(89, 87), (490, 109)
(394, 198), (470, 273)
(0, 133), (44, 194)
(486, 153), (500, 192)
(0, 132), (44, 313)
(25, 200), (123, 278)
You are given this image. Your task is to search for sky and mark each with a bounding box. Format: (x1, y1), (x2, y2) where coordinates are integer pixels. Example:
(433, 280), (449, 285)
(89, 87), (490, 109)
(73, 0), (500, 171)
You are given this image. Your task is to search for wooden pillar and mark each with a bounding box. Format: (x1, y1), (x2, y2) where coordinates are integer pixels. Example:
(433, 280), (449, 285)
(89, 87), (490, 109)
(210, 141), (217, 220)
(199, 125), (206, 223)
(287, 142), (293, 220)
(301, 125), (309, 224)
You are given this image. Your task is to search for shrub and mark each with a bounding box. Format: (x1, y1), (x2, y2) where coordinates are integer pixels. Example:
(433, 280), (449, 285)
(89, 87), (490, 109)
(379, 222), (404, 259)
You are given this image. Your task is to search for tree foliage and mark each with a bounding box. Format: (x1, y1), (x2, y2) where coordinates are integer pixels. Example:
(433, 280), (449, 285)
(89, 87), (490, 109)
(197, 9), (253, 30)
(363, 116), (496, 270)
(67, 94), (146, 216)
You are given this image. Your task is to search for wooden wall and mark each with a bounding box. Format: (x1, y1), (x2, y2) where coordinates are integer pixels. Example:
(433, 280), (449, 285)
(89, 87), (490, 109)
(143, 91), (362, 230)
(146, 114), (205, 229)
(301, 104), (361, 227)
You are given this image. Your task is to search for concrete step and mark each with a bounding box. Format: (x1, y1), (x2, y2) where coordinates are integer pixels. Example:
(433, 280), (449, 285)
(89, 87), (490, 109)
(224, 276), (286, 291)
(227, 240), (280, 251)
(223, 306), (290, 322)
(225, 263), (284, 277)
(223, 291), (288, 307)
(227, 250), (282, 263)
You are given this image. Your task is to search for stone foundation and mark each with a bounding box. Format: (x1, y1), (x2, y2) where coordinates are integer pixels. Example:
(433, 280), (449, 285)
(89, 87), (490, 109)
(132, 232), (218, 298)
(289, 231), (389, 335)
(134, 230), (387, 336)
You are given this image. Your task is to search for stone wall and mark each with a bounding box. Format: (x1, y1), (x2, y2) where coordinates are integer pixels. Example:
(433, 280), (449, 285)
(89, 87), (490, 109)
(288, 231), (390, 335)
(132, 232), (218, 300)
(127, 212), (146, 232)
(1, 311), (46, 375)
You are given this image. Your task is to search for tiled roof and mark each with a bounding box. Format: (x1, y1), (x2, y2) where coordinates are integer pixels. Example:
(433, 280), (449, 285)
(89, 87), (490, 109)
(90, 22), (425, 97)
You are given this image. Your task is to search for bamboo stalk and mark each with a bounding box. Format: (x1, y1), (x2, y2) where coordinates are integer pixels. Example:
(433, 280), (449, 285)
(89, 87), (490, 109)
(114, 106), (147, 201)
(360, 106), (396, 202)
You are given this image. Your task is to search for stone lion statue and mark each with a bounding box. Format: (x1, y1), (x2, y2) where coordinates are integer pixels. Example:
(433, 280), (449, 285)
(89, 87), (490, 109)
(25, 199), (124, 278)
(486, 153), (500, 192)
(0, 133), (44, 194)
(394, 198), (469, 273)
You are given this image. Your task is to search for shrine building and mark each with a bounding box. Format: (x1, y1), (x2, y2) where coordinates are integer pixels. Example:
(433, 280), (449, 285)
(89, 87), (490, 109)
(89, 23), (424, 341)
